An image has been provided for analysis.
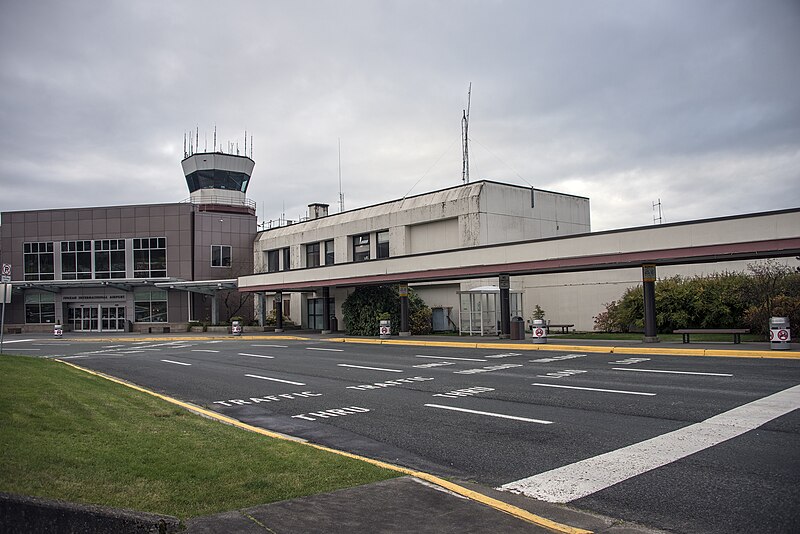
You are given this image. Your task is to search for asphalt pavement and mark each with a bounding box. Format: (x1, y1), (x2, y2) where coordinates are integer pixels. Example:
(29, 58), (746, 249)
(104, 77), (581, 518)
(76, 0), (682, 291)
(2, 330), (798, 533)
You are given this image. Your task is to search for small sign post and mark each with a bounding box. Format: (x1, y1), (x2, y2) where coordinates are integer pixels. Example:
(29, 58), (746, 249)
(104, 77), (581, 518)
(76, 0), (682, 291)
(0, 264), (11, 354)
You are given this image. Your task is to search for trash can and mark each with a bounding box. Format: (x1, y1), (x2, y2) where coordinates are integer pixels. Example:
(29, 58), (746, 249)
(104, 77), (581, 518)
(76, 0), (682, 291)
(53, 324), (63, 338)
(330, 316), (338, 332)
(770, 317), (791, 350)
(231, 320), (242, 336)
(379, 319), (391, 339)
(531, 319), (547, 344)
(510, 316), (525, 340)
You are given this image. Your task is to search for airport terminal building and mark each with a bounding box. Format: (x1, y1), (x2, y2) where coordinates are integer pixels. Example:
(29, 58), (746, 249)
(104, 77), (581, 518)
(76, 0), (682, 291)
(0, 153), (257, 333)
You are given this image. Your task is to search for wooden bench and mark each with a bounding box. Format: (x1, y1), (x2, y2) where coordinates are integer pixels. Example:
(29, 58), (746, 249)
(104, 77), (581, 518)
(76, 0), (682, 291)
(673, 328), (750, 344)
(546, 323), (575, 334)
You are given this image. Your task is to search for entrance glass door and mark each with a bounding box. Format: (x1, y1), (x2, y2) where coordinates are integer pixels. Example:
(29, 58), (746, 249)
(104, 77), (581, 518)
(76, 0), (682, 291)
(68, 305), (125, 332)
(101, 306), (125, 331)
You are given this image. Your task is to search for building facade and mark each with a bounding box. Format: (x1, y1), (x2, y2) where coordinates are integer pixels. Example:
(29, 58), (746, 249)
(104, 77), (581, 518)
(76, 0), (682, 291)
(0, 153), (257, 333)
(252, 181), (590, 331)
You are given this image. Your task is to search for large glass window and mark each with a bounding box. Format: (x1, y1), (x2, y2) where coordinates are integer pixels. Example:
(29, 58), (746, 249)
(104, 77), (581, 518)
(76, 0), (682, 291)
(211, 245), (232, 267)
(306, 242), (320, 268)
(267, 250), (280, 272)
(134, 290), (168, 322)
(94, 239), (126, 279)
(353, 233), (370, 262)
(281, 247), (291, 271)
(377, 230), (389, 259)
(23, 242), (54, 281)
(324, 240), (335, 265)
(24, 292), (55, 323)
(61, 240), (93, 280)
(133, 237), (167, 278)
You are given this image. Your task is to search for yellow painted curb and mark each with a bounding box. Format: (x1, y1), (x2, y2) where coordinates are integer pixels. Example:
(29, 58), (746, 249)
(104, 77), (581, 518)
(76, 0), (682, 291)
(55, 359), (591, 534)
(328, 337), (800, 360)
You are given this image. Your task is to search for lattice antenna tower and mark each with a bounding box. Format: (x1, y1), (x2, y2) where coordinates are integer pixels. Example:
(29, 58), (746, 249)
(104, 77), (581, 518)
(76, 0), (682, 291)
(462, 82), (472, 185)
(338, 138), (345, 213)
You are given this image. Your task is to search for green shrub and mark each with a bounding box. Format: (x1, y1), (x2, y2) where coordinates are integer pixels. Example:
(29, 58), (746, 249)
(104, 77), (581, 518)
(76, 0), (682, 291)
(342, 286), (432, 335)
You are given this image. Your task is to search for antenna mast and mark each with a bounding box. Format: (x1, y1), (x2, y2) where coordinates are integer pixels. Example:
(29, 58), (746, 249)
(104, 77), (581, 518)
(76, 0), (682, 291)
(338, 138), (345, 212)
(653, 199), (663, 224)
(462, 82), (472, 185)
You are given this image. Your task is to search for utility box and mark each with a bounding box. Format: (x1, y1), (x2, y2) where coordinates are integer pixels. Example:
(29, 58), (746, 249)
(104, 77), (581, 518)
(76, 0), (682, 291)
(770, 317), (791, 350)
(231, 320), (242, 336)
(531, 319), (547, 344)
(53, 324), (63, 338)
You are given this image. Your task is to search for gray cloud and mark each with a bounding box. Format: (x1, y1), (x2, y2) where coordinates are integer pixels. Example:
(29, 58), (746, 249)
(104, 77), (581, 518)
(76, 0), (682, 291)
(1, 0), (798, 231)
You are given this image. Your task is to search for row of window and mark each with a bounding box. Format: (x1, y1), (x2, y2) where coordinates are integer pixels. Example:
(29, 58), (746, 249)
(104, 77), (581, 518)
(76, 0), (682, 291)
(22, 239), (235, 280)
(23, 290), (168, 324)
(266, 231), (389, 273)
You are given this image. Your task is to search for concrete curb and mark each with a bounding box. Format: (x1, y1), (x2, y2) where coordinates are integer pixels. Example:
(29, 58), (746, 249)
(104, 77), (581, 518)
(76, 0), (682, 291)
(0, 491), (181, 534)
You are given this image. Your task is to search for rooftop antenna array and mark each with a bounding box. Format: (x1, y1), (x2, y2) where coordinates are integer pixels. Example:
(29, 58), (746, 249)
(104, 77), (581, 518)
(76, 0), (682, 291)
(183, 126), (253, 158)
(653, 199), (664, 224)
(462, 82), (472, 185)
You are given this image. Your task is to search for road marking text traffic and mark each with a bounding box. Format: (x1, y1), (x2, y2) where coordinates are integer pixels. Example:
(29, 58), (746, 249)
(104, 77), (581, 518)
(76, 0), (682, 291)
(346, 376), (434, 391)
(213, 391), (322, 407)
(433, 386), (495, 398)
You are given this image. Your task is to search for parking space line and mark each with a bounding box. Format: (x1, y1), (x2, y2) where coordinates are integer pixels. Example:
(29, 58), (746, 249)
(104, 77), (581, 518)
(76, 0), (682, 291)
(238, 353), (275, 359)
(161, 359), (192, 366)
(612, 368), (732, 377)
(245, 374), (306, 386)
(425, 404), (553, 424)
(337, 364), (403, 373)
(500, 383), (800, 503)
(531, 383), (656, 396)
(416, 355), (488, 362)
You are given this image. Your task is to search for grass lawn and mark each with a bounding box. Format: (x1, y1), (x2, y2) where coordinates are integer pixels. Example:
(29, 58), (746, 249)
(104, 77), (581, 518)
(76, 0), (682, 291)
(0, 354), (399, 519)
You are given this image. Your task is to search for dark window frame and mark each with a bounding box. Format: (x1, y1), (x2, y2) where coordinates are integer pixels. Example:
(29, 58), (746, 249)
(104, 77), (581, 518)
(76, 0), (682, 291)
(211, 245), (232, 267)
(353, 233), (370, 262)
(306, 242), (321, 268)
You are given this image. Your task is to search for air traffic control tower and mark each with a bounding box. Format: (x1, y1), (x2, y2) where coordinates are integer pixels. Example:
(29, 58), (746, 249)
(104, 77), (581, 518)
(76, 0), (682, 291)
(181, 152), (256, 215)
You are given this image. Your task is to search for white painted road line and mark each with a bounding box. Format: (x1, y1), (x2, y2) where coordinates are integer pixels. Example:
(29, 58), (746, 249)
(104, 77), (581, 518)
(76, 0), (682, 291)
(500, 383), (800, 503)
(245, 374), (306, 386)
(59, 355), (90, 359)
(161, 359), (192, 366)
(424, 404), (553, 424)
(252, 344), (288, 348)
(531, 383), (656, 396)
(306, 347), (344, 352)
(238, 353), (275, 359)
(612, 367), (733, 377)
(415, 355), (488, 362)
(1, 339), (35, 344)
(7, 348), (40, 351)
(192, 349), (220, 353)
(337, 364), (404, 373)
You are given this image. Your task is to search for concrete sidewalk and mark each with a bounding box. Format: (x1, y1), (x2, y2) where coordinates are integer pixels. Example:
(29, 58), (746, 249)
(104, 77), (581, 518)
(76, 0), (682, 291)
(183, 476), (665, 534)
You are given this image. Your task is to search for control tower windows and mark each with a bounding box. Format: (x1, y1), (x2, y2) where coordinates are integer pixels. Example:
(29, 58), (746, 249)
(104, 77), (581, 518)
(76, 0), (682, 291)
(211, 245), (232, 267)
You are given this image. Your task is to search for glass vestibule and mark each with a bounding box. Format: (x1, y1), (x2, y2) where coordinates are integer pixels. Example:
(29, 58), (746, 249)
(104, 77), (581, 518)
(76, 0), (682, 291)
(458, 286), (523, 336)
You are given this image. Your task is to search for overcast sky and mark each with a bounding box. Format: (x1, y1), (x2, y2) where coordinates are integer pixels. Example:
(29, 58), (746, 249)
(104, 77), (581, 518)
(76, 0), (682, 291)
(1, 0), (798, 231)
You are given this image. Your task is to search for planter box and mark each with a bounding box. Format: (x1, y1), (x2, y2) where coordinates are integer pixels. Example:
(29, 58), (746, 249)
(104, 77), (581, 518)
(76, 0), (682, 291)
(206, 326), (229, 334)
